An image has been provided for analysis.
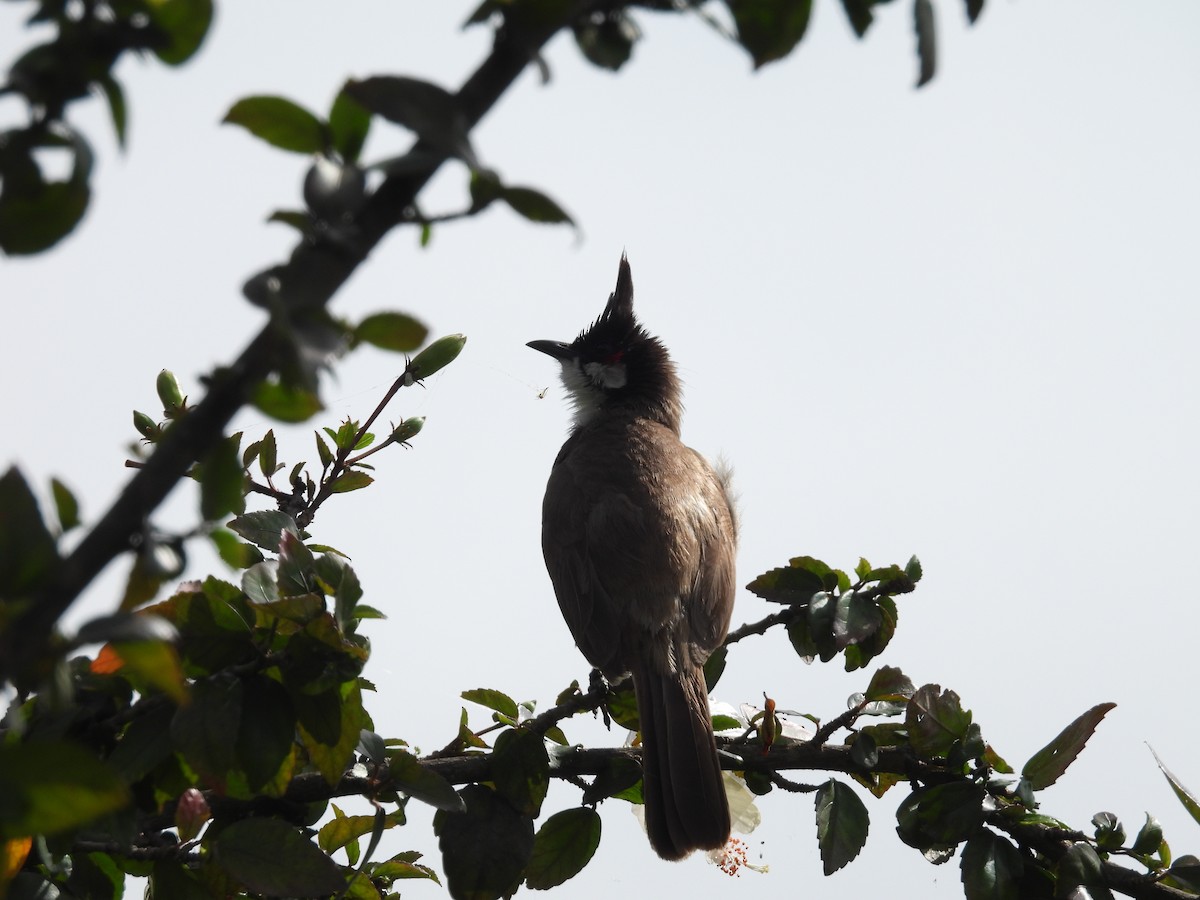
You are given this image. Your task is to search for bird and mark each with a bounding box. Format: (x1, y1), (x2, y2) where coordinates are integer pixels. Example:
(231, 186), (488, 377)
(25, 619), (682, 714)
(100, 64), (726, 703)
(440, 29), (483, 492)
(527, 254), (738, 860)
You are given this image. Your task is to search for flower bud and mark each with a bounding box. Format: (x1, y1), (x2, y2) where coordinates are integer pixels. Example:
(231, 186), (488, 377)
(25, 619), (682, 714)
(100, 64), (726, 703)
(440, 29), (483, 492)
(407, 334), (466, 382)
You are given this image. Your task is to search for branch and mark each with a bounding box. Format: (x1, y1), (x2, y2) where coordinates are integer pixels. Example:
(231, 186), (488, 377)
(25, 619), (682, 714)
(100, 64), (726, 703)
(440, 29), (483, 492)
(0, 2), (598, 686)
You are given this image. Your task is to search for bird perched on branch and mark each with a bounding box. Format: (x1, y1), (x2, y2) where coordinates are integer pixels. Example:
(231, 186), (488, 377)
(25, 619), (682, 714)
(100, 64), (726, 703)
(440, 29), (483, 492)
(528, 254), (737, 860)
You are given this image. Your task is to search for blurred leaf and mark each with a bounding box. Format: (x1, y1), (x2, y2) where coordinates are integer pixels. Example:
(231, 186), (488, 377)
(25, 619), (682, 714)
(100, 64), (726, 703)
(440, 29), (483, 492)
(0, 467), (58, 597)
(0, 741), (129, 839)
(1150, 747), (1200, 828)
(462, 688), (519, 719)
(215, 817), (345, 896)
(211, 528), (265, 569)
(344, 76), (476, 166)
(840, 0), (873, 37)
(147, 0), (214, 65)
(525, 807), (601, 889)
(200, 434), (246, 520)
(238, 676), (297, 792)
(97, 75), (127, 149)
(1021, 702), (1115, 791)
(50, 477), (80, 532)
(964, 0), (984, 24)
(253, 379), (324, 422)
(170, 674), (242, 781)
(0, 126), (93, 255)
(224, 95), (328, 154)
(492, 728), (550, 818)
(98, 640), (188, 703)
(434, 784), (534, 900)
(724, 0), (813, 69)
(914, 0), (936, 87)
(815, 779), (869, 875)
(501, 186), (574, 227)
(267, 209), (312, 232)
(960, 830), (1022, 900)
(573, 9), (638, 71)
(107, 703), (174, 782)
(329, 90), (372, 163)
(356, 312), (429, 352)
(228, 510), (299, 551)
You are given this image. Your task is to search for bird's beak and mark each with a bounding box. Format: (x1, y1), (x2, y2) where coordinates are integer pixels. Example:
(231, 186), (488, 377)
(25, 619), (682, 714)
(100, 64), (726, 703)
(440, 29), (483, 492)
(526, 340), (574, 361)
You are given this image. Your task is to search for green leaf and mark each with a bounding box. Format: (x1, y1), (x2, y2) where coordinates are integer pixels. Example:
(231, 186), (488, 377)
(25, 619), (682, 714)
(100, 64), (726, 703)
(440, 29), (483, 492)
(1166, 857), (1200, 894)
(573, 10), (637, 71)
(355, 312), (428, 353)
(525, 807), (601, 890)
(832, 589), (882, 649)
(960, 830), (1022, 900)
(896, 781), (985, 850)
(298, 681), (367, 786)
(330, 470), (374, 493)
(1150, 747), (1200, 828)
(462, 688), (519, 720)
(0, 741), (130, 838)
(500, 186), (574, 227)
(227, 510), (300, 551)
(0, 467), (58, 598)
(329, 90), (372, 163)
(914, 0), (936, 87)
(97, 75), (127, 149)
(1021, 702), (1115, 791)
(147, 0), (214, 65)
(581, 756), (643, 805)
(905, 554), (923, 582)
(107, 639), (188, 703)
(965, 0), (984, 25)
(238, 676), (296, 792)
(864, 665), (915, 703)
(492, 728), (550, 818)
(389, 748), (465, 812)
(108, 703), (175, 782)
(0, 127), (93, 255)
(815, 779), (869, 875)
(724, 0), (813, 69)
(215, 817), (345, 896)
(906, 684), (972, 759)
(319, 805), (404, 855)
(344, 76), (476, 165)
(1055, 842), (1114, 900)
(170, 674), (243, 781)
(1131, 813), (1164, 856)
(223, 95), (328, 154)
(200, 434), (246, 520)
(434, 784), (534, 900)
(253, 378), (324, 423)
(266, 209), (312, 233)
(745, 559), (825, 605)
(49, 476), (80, 533)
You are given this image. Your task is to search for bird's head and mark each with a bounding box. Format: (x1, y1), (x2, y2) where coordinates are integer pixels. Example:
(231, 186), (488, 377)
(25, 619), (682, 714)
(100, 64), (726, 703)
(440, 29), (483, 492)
(528, 255), (681, 431)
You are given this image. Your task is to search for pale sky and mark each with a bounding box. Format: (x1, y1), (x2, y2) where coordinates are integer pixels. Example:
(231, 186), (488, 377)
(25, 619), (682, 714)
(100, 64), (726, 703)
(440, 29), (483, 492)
(2, 2), (1199, 898)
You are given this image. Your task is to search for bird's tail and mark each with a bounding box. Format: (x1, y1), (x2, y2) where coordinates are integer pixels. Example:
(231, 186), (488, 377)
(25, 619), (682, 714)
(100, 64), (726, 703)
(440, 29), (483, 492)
(631, 662), (730, 860)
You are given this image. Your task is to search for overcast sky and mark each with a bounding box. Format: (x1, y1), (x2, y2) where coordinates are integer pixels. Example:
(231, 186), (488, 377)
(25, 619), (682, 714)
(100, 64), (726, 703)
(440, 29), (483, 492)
(2, 2), (1199, 897)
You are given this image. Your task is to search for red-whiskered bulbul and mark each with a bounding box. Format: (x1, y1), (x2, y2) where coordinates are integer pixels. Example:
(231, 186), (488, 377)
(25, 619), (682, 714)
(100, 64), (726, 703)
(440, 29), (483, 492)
(528, 254), (737, 860)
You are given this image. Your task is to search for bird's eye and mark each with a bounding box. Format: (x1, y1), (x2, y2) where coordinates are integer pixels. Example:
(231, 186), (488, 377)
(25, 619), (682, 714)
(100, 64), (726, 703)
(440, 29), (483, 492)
(601, 350), (624, 365)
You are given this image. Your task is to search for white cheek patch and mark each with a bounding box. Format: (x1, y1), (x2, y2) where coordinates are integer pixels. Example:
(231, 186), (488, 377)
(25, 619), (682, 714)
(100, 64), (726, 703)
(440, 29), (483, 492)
(583, 360), (627, 390)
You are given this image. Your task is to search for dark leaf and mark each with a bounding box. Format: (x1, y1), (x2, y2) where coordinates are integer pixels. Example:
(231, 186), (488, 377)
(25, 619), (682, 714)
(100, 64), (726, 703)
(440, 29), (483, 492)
(961, 830), (1022, 900)
(525, 807), (601, 890)
(964, 0), (984, 24)
(108, 703), (174, 782)
(906, 684), (973, 759)
(329, 470), (374, 493)
(329, 89), (372, 163)
(434, 784), (534, 900)
(914, 0), (936, 87)
(815, 779), (869, 875)
(267, 209), (312, 233)
(238, 676), (296, 792)
(1166, 857), (1200, 894)
(223, 95), (328, 154)
(297, 680), (366, 786)
(200, 434), (246, 520)
(389, 748), (466, 812)
(840, 0), (874, 36)
(0, 467), (58, 598)
(253, 378), (324, 422)
(97, 75), (127, 150)
(832, 589), (882, 649)
(746, 559), (825, 605)
(0, 127), (92, 254)
(896, 781), (985, 850)
(319, 805), (403, 855)
(492, 728), (550, 818)
(215, 817), (345, 896)
(356, 312), (429, 352)
(0, 741), (129, 838)
(905, 555), (923, 582)
(148, 0), (213, 65)
(703, 645), (727, 691)
(724, 0), (814, 69)
(1055, 843), (1115, 900)
(1021, 703), (1115, 791)
(1092, 811), (1125, 851)
(170, 674), (243, 780)
(573, 10), (638, 70)
(50, 477), (80, 532)
(865, 665), (915, 703)
(1130, 813), (1164, 856)
(581, 756), (643, 805)
(344, 76), (476, 166)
